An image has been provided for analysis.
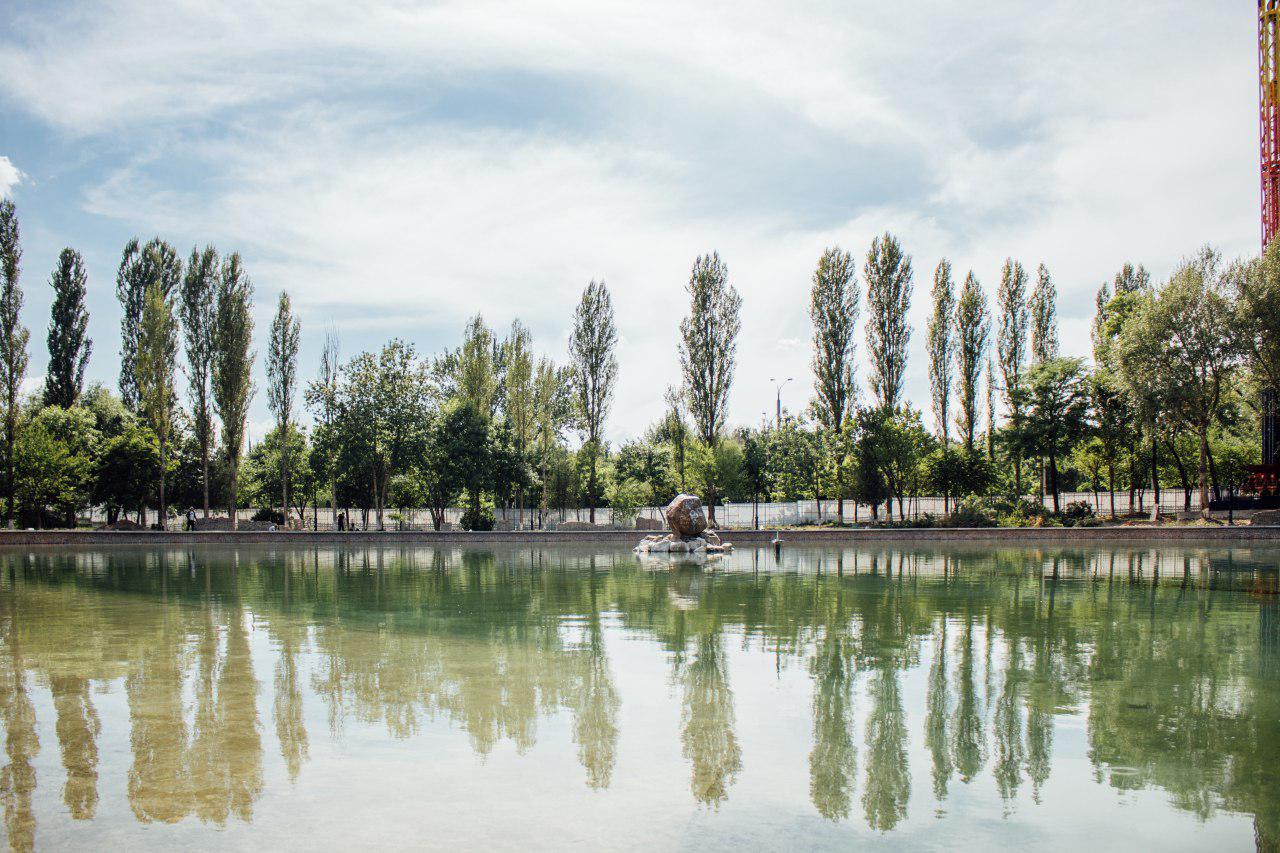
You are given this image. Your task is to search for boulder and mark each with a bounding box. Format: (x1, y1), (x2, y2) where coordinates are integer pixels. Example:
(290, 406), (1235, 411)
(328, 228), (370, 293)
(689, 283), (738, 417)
(1252, 509), (1280, 526)
(665, 494), (708, 539)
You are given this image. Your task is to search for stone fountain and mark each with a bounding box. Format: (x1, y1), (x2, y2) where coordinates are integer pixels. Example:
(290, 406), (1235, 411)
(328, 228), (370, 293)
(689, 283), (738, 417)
(633, 494), (733, 555)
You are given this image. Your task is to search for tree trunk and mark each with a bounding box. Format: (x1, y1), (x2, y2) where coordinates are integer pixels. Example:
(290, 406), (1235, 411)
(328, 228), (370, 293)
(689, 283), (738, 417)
(1198, 423), (1211, 520)
(1149, 426), (1160, 522)
(158, 435), (167, 530)
(1166, 438), (1191, 511)
(1108, 464), (1116, 519)
(1048, 451), (1060, 514)
(1206, 440), (1220, 503)
(229, 470), (238, 531)
(282, 424), (289, 525)
(201, 436), (210, 518)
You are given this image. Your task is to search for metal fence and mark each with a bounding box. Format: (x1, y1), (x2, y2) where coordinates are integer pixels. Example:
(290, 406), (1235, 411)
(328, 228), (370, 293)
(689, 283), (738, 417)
(91, 489), (1214, 530)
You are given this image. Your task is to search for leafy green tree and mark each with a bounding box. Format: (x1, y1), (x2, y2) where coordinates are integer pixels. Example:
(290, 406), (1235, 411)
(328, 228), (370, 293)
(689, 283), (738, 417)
(180, 245), (218, 516)
(266, 290), (301, 515)
(304, 331), (340, 523)
(421, 401), (490, 530)
(44, 249), (92, 408)
(569, 280), (618, 523)
(0, 199), (28, 527)
(502, 320), (536, 522)
(809, 246), (859, 520)
(334, 340), (430, 530)
(1029, 263), (1058, 364)
(212, 253), (255, 530)
(1089, 375), (1135, 518)
(137, 280), (179, 527)
(18, 404), (98, 527)
(927, 259), (955, 443)
(491, 418), (532, 516)
(767, 417), (819, 502)
(864, 233), (913, 411)
(740, 428), (768, 528)
(116, 238), (180, 410)
(613, 439), (673, 507)
(1007, 358), (1091, 513)
(242, 424), (313, 521)
(1117, 249), (1240, 518)
(858, 406), (932, 520)
(532, 357), (573, 523)
(1232, 240), (1280, 423)
(94, 423), (159, 525)
(954, 272), (988, 452)
(680, 252), (741, 523)
(659, 386), (691, 493)
(997, 258), (1029, 494)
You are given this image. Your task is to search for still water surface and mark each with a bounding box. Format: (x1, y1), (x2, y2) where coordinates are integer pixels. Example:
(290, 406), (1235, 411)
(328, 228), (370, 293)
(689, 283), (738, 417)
(0, 543), (1276, 851)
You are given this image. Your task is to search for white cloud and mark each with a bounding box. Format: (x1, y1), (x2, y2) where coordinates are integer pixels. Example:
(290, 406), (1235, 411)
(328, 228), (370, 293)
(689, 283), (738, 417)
(0, 1), (1263, 440)
(0, 156), (20, 197)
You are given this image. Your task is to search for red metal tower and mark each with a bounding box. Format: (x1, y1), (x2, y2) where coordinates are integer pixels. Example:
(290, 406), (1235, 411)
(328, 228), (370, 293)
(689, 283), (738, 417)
(1261, 1), (1280, 248)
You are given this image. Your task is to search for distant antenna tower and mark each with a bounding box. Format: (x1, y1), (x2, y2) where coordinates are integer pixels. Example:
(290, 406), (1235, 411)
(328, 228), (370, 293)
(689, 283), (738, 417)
(1261, 1), (1280, 248)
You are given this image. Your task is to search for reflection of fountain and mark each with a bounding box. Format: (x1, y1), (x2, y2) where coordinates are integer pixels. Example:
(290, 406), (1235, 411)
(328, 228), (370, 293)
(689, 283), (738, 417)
(635, 494), (733, 556)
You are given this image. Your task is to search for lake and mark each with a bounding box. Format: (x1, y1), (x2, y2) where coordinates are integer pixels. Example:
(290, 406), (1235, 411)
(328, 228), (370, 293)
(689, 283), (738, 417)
(0, 542), (1276, 851)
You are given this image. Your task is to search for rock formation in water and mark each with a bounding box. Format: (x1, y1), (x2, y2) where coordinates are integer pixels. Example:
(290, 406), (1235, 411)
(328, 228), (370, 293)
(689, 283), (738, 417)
(635, 494), (732, 555)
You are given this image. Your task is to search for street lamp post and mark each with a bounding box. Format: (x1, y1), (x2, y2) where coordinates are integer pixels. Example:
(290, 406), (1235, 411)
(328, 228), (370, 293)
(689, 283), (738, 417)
(770, 377), (793, 428)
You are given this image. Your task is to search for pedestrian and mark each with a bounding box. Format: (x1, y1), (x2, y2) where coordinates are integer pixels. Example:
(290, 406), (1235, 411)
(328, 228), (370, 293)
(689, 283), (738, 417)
(337, 511), (346, 532)
(185, 509), (196, 532)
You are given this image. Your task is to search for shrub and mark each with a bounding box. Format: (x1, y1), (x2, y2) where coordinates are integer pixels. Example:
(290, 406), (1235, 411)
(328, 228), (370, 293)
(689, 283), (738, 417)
(1060, 500), (1094, 527)
(461, 506), (495, 531)
(947, 496), (998, 528)
(252, 508), (285, 525)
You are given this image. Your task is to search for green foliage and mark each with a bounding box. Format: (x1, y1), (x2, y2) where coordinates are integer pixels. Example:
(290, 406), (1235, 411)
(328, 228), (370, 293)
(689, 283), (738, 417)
(0, 198), (28, 524)
(44, 248), (92, 408)
(864, 232), (912, 411)
(927, 259), (955, 443)
(954, 272), (988, 450)
(266, 289), (301, 509)
(179, 245), (218, 512)
(115, 238), (179, 410)
(212, 252), (255, 524)
(680, 252), (741, 447)
(1006, 357), (1090, 512)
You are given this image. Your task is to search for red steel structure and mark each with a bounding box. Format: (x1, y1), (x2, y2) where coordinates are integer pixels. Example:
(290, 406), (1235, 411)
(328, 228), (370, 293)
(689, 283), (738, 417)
(1261, 1), (1280, 248)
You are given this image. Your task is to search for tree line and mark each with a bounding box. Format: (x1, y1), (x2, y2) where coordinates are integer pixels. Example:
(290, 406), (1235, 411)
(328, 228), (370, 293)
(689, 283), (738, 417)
(0, 195), (1275, 528)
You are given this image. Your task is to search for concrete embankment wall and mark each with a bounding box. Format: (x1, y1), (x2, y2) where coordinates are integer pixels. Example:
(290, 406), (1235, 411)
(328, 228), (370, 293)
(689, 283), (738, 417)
(1, 526), (1280, 547)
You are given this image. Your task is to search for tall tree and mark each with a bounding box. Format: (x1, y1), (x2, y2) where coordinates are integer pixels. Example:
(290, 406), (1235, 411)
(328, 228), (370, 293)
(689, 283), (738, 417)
(180, 245), (218, 516)
(927, 259), (956, 511)
(0, 199), (28, 527)
(864, 233), (913, 411)
(1233, 240), (1280, 412)
(809, 246), (859, 521)
(1118, 248), (1240, 519)
(954, 272), (988, 452)
(1007, 358), (1090, 513)
(304, 331), (339, 528)
(502, 320), (535, 526)
(680, 252), (741, 523)
(1113, 262), (1151, 295)
(997, 258), (1029, 493)
(927, 259), (955, 443)
(211, 253), (255, 530)
(449, 314), (500, 417)
(266, 290), (301, 518)
(116, 238), (180, 410)
(568, 280), (618, 523)
(43, 249), (92, 408)
(1029, 263), (1059, 364)
(136, 280), (178, 528)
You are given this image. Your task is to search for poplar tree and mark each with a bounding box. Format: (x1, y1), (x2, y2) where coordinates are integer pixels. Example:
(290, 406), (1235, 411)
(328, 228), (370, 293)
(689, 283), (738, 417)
(568, 280), (618, 523)
(304, 331), (339, 527)
(0, 200), (27, 527)
(864, 233), (913, 411)
(43, 248), (92, 408)
(927, 259), (955, 443)
(997, 258), (1029, 493)
(679, 252), (741, 523)
(266, 290), (301, 517)
(809, 246), (859, 520)
(137, 279), (178, 528)
(180, 245), (218, 516)
(1029, 263), (1059, 364)
(954, 272), (988, 452)
(212, 253), (255, 530)
(116, 238), (180, 410)
(502, 320), (535, 525)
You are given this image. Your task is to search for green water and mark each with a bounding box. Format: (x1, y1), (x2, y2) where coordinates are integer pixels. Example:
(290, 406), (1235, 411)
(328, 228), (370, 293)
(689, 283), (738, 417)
(0, 543), (1276, 851)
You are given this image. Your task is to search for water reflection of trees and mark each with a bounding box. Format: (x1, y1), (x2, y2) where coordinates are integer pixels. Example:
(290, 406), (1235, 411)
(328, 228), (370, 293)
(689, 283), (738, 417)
(0, 544), (1275, 847)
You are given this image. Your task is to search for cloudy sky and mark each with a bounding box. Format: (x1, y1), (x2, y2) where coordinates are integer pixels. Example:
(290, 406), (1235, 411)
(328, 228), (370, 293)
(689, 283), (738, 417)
(0, 1), (1261, 443)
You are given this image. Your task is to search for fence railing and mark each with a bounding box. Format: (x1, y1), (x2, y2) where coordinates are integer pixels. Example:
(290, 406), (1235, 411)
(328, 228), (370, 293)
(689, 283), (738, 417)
(89, 489), (1217, 531)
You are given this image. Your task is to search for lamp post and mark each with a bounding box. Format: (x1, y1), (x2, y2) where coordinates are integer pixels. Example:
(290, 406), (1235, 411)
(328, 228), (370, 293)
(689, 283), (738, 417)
(770, 377), (793, 428)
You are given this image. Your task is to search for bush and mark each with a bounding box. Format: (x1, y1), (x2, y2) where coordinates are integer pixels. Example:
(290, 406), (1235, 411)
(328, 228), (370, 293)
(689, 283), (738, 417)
(999, 498), (1052, 528)
(461, 506), (495, 531)
(1076, 515), (1103, 528)
(1060, 500), (1094, 527)
(946, 496), (998, 528)
(251, 508), (285, 525)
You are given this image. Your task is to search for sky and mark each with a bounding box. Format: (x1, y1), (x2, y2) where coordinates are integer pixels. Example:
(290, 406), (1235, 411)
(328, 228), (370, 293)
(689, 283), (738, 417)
(0, 0), (1262, 445)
